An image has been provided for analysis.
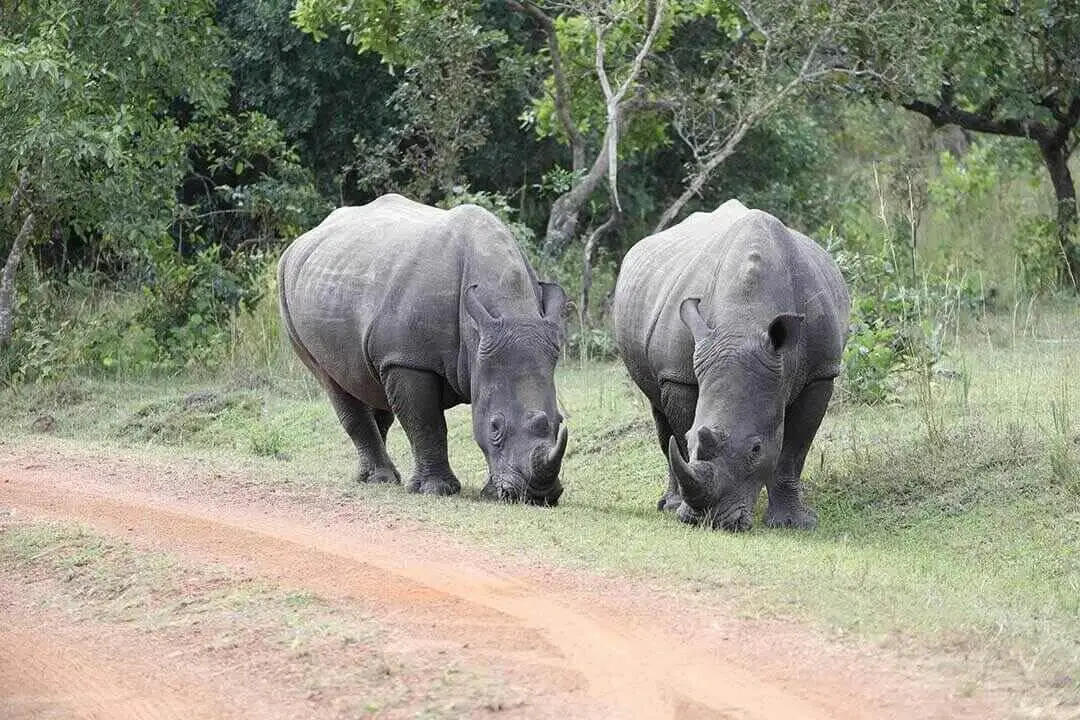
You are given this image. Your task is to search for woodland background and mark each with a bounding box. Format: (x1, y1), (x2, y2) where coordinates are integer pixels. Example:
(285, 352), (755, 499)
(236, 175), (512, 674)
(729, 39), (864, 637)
(2, 0), (1079, 401)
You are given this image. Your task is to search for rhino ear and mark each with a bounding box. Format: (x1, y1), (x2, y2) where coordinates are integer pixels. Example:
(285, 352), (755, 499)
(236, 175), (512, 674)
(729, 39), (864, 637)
(539, 281), (568, 323)
(679, 298), (710, 341)
(767, 313), (804, 353)
(464, 284), (496, 328)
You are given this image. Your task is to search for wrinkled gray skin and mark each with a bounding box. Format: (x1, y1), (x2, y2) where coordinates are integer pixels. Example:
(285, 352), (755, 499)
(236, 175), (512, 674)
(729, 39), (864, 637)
(278, 194), (569, 506)
(613, 200), (850, 531)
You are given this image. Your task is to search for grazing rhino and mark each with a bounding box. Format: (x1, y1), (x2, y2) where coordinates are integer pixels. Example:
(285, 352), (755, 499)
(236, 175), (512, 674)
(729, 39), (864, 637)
(278, 193), (569, 506)
(613, 200), (849, 531)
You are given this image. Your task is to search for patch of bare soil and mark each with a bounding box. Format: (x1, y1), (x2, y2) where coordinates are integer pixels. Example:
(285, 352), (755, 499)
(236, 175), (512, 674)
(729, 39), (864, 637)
(0, 437), (1035, 719)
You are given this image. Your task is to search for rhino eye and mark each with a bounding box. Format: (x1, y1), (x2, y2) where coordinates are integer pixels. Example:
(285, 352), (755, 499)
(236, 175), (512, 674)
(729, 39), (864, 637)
(489, 414), (506, 447)
(747, 438), (763, 460)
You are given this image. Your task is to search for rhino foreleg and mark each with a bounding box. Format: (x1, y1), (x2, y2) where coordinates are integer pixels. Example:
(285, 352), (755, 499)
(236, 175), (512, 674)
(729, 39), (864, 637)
(655, 380), (697, 512)
(324, 380), (401, 485)
(766, 379), (833, 530)
(383, 366), (462, 497)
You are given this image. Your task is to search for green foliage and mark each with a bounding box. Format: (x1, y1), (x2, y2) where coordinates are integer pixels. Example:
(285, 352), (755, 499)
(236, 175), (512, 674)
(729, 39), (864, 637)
(528, 11), (671, 155)
(836, 0), (1080, 111)
(831, 194), (987, 405)
(0, 0), (230, 231)
(294, 0), (509, 201)
(290, 0), (439, 63)
(219, 0), (399, 198)
(1014, 214), (1078, 295)
(0, 242), (269, 383)
(0, 0), (330, 379)
(249, 421), (289, 458)
(927, 143), (998, 219)
(135, 244), (249, 369)
(841, 298), (900, 406)
(835, 0), (1080, 284)
(567, 325), (620, 362)
(177, 110), (329, 253)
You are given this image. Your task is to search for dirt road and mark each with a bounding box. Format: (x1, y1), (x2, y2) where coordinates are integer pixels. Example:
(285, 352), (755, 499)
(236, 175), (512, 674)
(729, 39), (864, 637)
(0, 438), (1009, 719)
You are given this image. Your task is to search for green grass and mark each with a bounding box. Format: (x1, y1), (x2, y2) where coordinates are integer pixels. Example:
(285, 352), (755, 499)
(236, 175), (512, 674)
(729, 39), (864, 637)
(2, 301), (1079, 701)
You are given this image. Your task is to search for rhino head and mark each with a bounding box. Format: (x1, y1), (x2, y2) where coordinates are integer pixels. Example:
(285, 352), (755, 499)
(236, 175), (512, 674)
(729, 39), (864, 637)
(668, 298), (803, 531)
(464, 282), (568, 506)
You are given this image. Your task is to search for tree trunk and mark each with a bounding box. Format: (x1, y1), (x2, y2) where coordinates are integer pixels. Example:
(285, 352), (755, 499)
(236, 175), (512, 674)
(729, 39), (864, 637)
(0, 211), (37, 348)
(578, 212), (620, 362)
(1038, 141), (1080, 286)
(542, 140), (611, 261)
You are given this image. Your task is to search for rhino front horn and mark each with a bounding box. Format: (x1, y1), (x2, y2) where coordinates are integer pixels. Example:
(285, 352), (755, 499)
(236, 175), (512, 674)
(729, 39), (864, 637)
(542, 424), (569, 473)
(667, 436), (717, 510)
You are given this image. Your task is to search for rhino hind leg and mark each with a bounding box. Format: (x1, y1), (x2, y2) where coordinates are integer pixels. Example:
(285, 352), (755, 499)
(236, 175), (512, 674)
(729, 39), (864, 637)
(655, 381), (698, 512)
(383, 366), (461, 497)
(324, 380), (401, 485)
(765, 379), (834, 530)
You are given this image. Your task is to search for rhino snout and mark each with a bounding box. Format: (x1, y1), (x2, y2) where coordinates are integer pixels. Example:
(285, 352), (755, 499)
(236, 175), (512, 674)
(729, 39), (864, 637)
(676, 499), (752, 532)
(480, 471), (563, 507)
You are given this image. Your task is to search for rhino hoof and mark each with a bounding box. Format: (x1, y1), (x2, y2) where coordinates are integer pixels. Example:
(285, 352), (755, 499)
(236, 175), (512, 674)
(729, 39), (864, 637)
(407, 471), (461, 497)
(764, 504), (818, 530)
(356, 466), (400, 485)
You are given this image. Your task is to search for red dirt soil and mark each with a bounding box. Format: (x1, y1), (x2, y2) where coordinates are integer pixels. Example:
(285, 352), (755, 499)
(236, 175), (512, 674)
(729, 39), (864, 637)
(0, 438), (1019, 719)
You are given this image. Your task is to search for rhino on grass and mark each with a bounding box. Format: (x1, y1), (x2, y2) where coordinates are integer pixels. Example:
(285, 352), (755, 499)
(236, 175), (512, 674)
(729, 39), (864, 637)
(278, 194), (569, 506)
(613, 200), (849, 531)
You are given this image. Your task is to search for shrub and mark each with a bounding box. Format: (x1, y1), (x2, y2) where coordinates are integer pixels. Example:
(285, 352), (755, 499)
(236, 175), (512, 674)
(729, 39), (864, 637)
(1014, 214), (1077, 295)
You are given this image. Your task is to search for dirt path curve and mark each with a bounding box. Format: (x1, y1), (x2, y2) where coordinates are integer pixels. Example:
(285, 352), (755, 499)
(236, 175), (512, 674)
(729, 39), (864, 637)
(0, 439), (1002, 720)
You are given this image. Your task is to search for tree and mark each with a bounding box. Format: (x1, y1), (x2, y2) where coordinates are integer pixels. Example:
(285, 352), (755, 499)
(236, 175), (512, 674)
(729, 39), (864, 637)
(0, 0), (230, 347)
(289, 0), (836, 322)
(836, 0), (1080, 284)
(517, 0), (667, 327)
(650, 1), (838, 233)
(218, 0), (400, 200)
(512, 1), (838, 324)
(292, 0), (513, 202)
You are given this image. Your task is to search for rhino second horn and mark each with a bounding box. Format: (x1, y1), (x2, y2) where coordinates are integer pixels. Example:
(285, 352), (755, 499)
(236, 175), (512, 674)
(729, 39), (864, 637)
(667, 436), (717, 510)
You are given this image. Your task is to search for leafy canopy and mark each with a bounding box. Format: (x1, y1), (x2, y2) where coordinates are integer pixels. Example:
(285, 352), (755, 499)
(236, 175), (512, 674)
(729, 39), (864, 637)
(0, 0), (230, 247)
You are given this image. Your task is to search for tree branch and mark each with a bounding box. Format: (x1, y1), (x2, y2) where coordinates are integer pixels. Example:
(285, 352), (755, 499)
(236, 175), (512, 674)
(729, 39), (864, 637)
(737, 1), (771, 76)
(578, 209), (620, 333)
(1051, 94), (1080, 148)
(5, 169), (30, 224)
(901, 97), (1054, 144)
(506, 0), (586, 172)
(655, 29), (828, 233)
(593, 0), (666, 212)
(0, 210), (37, 348)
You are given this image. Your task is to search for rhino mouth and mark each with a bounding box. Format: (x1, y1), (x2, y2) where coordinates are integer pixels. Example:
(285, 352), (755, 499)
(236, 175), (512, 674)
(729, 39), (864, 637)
(677, 501), (752, 532)
(481, 473), (563, 507)
(480, 424), (567, 507)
